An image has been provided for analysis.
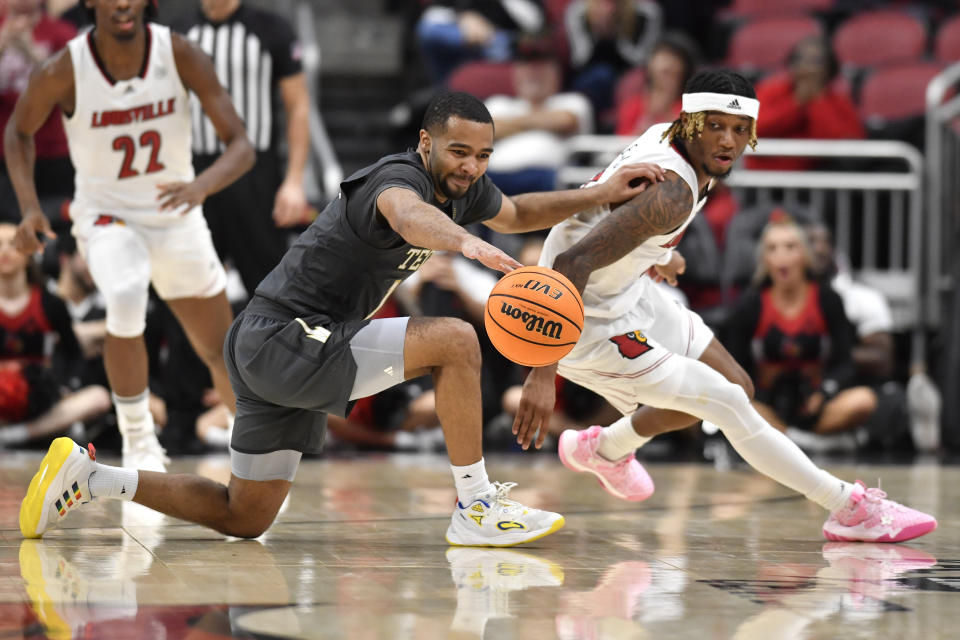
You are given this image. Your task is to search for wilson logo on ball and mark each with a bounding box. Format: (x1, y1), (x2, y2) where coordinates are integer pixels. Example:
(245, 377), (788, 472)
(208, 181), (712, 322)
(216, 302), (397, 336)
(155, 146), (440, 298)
(498, 303), (564, 339)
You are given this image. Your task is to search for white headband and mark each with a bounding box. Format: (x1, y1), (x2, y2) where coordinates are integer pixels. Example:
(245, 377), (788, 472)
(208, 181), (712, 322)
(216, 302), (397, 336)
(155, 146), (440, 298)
(681, 92), (759, 119)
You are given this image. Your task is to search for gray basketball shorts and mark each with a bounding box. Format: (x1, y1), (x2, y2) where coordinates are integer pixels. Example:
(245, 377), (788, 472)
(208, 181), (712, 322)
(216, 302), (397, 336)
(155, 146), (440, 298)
(224, 311), (409, 481)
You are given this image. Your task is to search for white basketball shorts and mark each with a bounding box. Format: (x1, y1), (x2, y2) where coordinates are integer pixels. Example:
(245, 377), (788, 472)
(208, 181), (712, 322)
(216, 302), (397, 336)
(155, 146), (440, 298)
(73, 207), (226, 337)
(558, 278), (714, 415)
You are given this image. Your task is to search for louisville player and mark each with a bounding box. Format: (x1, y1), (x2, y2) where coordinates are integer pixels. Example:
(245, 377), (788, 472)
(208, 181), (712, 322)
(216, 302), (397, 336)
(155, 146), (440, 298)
(5, 0), (254, 471)
(514, 69), (937, 543)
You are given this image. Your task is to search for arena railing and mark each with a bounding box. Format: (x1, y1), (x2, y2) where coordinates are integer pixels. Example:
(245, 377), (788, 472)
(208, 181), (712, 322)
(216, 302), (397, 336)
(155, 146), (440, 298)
(295, 0), (344, 204)
(557, 135), (927, 367)
(925, 61), (960, 446)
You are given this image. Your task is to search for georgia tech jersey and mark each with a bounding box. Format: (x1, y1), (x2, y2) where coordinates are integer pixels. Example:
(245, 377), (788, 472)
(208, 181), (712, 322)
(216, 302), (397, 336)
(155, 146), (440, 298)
(63, 24), (194, 225)
(539, 122), (710, 319)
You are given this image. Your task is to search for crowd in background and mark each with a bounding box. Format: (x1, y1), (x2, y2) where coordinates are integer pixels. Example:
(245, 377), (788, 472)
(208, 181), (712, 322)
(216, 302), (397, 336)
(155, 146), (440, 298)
(0, 0), (950, 460)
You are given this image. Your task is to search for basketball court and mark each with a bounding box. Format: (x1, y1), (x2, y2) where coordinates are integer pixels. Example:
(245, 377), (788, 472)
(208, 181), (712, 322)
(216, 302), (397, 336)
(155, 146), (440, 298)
(1, 449), (956, 639)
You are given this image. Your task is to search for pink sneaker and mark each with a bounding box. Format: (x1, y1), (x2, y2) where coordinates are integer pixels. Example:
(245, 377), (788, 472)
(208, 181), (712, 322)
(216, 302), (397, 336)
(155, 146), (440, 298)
(822, 481), (937, 542)
(557, 426), (654, 501)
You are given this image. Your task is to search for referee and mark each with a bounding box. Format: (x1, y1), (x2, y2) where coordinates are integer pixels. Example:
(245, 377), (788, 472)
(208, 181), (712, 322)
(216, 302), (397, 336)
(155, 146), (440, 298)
(179, 0), (311, 297)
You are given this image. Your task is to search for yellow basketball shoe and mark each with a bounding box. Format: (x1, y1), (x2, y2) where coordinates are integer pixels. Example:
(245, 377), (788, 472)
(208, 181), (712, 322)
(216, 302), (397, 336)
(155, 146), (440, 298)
(20, 438), (97, 539)
(446, 481), (565, 547)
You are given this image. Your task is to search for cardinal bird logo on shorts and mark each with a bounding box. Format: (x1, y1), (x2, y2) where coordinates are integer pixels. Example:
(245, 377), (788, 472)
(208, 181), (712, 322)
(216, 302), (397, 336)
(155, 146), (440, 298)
(610, 331), (653, 359)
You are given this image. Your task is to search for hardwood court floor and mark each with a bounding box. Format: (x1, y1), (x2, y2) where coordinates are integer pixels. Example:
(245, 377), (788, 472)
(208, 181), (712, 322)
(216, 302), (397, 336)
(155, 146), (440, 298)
(0, 450), (957, 639)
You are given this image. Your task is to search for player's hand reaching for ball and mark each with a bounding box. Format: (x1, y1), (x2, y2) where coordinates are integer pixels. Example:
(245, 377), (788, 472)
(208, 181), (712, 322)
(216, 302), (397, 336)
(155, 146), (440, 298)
(157, 180), (208, 214)
(460, 236), (522, 274)
(513, 364), (558, 450)
(600, 162), (666, 207)
(15, 209), (55, 255)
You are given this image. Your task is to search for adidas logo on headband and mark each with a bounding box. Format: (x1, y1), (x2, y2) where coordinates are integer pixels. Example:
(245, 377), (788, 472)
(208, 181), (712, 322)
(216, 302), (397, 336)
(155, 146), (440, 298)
(681, 92), (759, 119)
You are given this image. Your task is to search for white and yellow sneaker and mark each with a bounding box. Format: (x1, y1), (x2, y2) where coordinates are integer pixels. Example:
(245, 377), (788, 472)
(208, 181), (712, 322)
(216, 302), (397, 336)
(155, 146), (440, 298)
(20, 438), (97, 539)
(446, 481), (565, 547)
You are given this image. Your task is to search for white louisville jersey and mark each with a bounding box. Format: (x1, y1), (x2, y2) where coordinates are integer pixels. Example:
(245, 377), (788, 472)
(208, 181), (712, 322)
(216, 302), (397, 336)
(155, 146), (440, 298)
(63, 24), (194, 225)
(540, 122), (710, 320)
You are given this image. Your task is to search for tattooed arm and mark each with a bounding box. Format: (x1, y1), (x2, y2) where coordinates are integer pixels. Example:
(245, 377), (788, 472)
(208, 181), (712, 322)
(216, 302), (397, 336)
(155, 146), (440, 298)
(551, 170), (694, 295)
(511, 170), (694, 451)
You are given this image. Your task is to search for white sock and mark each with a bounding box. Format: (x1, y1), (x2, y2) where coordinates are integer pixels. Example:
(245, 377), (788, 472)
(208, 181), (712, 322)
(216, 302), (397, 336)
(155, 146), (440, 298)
(624, 356), (856, 512)
(0, 424), (29, 445)
(88, 463), (138, 501)
(113, 390), (154, 437)
(451, 458), (491, 505)
(597, 415), (651, 461)
(806, 473), (855, 513)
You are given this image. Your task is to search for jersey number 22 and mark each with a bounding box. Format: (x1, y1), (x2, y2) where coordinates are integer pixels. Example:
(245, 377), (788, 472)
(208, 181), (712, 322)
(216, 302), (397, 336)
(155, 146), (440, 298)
(113, 130), (165, 179)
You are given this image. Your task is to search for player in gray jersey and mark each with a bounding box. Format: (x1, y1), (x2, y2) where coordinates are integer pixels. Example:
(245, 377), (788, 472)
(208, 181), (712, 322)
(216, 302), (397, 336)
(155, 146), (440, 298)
(21, 91), (666, 546)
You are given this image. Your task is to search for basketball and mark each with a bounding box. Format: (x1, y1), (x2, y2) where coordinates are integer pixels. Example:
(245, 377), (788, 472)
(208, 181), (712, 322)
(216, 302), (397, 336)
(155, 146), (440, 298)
(484, 266), (584, 367)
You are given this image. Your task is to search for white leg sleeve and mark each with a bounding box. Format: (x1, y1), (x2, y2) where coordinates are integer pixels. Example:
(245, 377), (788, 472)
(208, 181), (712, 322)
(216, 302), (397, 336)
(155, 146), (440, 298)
(632, 356), (849, 510)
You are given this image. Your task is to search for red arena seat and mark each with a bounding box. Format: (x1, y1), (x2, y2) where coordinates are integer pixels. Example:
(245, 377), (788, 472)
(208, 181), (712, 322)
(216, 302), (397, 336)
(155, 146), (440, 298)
(833, 10), (927, 69)
(447, 62), (516, 100)
(859, 61), (943, 124)
(725, 16), (822, 73)
(935, 15), (960, 63)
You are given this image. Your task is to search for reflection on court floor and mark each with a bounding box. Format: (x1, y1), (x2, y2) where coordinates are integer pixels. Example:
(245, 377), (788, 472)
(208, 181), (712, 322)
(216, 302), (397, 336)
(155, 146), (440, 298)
(1, 453), (956, 639)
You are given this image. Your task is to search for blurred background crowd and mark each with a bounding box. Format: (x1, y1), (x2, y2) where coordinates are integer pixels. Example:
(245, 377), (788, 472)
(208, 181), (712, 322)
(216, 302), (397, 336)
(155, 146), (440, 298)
(1, 0), (958, 462)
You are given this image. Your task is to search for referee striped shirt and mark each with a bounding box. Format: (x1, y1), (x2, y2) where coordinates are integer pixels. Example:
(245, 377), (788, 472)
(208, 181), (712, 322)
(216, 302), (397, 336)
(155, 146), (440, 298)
(181, 5), (302, 155)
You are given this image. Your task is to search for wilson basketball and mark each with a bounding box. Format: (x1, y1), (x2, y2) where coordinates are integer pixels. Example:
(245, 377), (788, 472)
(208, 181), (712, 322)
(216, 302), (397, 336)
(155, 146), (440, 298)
(484, 266), (584, 367)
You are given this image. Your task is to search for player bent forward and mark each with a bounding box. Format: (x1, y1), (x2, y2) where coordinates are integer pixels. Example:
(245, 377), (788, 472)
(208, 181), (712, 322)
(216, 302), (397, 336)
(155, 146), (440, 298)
(513, 69), (937, 544)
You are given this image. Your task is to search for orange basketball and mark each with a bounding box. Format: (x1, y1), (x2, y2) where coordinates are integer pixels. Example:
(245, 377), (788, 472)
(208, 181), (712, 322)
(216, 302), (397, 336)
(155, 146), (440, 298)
(484, 266), (584, 367)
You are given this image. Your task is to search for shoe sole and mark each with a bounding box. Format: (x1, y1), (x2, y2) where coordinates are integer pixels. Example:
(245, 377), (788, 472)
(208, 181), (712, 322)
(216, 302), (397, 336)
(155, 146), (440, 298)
(20, 438), (76, 539)
(557, 431), (652, 502)
(822, 519), (938, 543)
(446, 516), (566, 548)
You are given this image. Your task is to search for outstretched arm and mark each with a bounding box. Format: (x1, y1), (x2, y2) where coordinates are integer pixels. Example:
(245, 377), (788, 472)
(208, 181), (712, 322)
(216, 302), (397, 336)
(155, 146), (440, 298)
(164, 33), (255, 211)
(483, 162), (666, 233)
(377, 187), (521, 274)
(551, 170), (694, 294)
(512, 170), (694, 450)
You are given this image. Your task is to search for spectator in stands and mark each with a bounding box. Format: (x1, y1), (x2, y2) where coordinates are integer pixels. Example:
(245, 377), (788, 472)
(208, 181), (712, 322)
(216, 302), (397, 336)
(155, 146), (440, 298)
(749, 37), (864, 171)
(0, 223), (111, 447)
(564, 0), (661, 126)
(416, 0), (545, 85)
(484, 38), (593, 195)
(615, 31), (698, 136)
(723, 216), (877, 449)
(805, 220), (915, 450)
(0, 0), (75, 223)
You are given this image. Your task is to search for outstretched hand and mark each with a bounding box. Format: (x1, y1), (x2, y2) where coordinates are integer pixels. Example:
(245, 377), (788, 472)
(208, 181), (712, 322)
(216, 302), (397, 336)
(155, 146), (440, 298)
(512, 365), (557, 450)
(460, 236), (522, 274)
(601, 162), (666, 206)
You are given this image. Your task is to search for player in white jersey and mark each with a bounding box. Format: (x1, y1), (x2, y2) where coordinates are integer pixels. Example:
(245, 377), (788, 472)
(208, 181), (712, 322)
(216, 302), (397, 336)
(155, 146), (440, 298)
(513, 69), (937, 543)
(5, 0), (255, 471)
